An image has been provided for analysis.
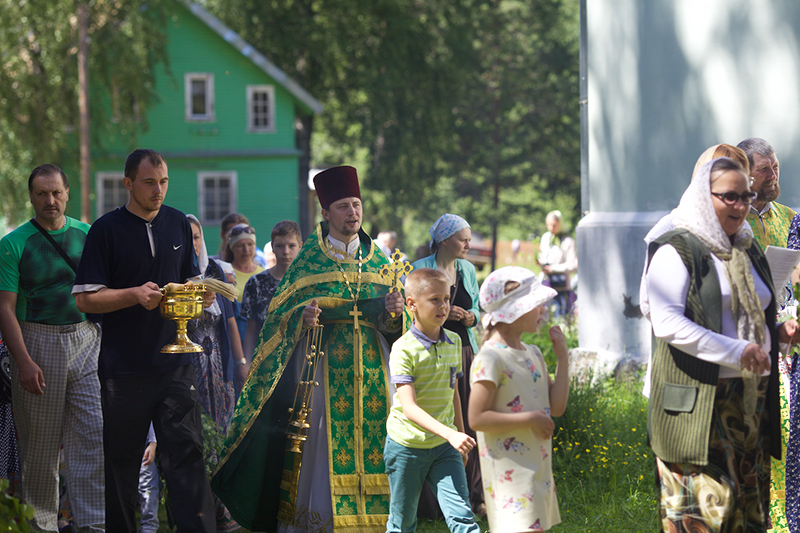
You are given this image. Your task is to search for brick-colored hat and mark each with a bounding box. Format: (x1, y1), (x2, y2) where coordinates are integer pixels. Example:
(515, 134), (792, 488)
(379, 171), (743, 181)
(313, 166), (361, 209)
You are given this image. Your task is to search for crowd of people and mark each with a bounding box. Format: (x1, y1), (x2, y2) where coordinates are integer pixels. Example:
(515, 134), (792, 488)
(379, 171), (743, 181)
(3, 138), (797, 533)
(0, 152), (573, 533)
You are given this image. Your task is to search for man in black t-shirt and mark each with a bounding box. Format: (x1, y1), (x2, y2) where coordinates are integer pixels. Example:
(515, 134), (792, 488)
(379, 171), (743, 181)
(73, 149), (215, 532)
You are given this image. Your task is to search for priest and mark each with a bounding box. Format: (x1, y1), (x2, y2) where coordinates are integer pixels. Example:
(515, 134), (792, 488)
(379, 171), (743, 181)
(212, 165), (405, 533)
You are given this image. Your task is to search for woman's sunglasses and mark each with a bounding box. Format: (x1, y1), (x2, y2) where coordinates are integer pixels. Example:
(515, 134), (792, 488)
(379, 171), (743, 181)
(228, 224), (255, 238)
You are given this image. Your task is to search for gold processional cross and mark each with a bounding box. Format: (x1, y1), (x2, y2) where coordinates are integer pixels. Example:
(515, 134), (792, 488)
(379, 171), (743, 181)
(380, 249), (414, 318)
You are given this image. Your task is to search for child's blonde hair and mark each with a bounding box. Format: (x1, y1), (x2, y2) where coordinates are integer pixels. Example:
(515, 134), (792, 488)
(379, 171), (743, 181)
(405, 268), (449, 300)
(481, 280), (521, 345)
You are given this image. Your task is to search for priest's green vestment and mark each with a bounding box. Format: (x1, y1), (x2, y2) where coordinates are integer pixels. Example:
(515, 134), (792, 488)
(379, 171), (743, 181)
(212, 223), (402, 533)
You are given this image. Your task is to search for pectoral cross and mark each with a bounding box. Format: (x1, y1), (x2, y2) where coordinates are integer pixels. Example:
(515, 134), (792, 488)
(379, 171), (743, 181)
(350, 303), (362, 342)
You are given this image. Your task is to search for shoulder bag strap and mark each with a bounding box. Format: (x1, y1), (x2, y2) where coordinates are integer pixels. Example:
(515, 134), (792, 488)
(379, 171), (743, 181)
(29, 218), (78, 273)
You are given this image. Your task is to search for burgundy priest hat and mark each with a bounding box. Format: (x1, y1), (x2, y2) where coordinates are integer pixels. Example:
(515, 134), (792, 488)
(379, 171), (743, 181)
(313, 165), (361, 209)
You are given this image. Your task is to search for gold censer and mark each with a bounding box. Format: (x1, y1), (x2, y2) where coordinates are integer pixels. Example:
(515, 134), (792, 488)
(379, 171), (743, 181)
(286, 325), (324, 454)
(159, 282), (207, 353)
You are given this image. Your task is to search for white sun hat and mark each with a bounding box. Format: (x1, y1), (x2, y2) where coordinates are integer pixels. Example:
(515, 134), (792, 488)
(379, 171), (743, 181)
(480, 266), (557, 328)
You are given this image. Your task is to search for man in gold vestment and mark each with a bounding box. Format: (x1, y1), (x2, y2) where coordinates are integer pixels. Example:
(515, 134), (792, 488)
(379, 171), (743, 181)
(212, 166), (404, 533)
(738, 137), (795, 249)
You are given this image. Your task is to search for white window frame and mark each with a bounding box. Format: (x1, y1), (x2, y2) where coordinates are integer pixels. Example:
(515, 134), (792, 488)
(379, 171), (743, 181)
(198, 171), (238, 225)
(95, 172), (127, 218)
(246, 85), (276, 133)
(185, 72), (215, 121)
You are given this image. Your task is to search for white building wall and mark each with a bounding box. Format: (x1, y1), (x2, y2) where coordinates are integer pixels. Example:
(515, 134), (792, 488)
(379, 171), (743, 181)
(578, 0), (800, 360)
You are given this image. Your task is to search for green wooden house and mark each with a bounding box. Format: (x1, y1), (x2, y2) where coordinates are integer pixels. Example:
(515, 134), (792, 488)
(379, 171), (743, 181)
(66, 0), (322, 253)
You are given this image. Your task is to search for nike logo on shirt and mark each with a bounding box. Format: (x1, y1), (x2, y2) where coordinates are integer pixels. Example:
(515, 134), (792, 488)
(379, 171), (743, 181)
(173, 244), (182, 250)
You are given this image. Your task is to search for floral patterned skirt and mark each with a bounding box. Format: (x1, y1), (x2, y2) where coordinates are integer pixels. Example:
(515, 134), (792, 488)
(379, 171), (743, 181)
(656, 377), (771, 533)
(188, 312), (236, 434)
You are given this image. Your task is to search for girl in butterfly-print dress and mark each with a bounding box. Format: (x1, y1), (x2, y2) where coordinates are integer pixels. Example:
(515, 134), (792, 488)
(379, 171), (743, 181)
(468, 267), (570, 532)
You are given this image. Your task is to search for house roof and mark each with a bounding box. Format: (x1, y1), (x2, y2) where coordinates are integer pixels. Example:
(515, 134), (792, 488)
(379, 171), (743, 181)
(180, 0), (323, 115)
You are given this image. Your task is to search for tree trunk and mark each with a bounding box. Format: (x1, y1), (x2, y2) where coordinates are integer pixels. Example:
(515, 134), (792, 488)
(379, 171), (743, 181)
(295, 113), (314, 239)
(490, 87), (500, 272)
(78, 3), (91, 222)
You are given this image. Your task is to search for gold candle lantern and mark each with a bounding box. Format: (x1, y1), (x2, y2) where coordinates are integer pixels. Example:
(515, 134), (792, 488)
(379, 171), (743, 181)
(159, 282), (207, 353)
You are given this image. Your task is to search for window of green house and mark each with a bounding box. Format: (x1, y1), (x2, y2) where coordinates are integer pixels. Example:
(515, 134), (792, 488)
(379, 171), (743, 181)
(185, 73), (215, 121)
(246, 85), (275, 133)
(198, 171), (237, 225)
(95, 172), (126, 218)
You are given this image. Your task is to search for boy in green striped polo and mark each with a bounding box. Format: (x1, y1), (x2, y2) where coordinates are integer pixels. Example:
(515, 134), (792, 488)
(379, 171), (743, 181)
(384, 268), (480, 533)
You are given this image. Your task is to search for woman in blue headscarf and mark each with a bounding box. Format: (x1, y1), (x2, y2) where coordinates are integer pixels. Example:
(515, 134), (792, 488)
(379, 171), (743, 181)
(413, 213), (484, 517)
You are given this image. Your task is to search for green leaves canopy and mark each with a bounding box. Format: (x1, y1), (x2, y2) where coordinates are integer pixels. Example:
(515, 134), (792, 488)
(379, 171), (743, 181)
(0, 0), (170, 223)
(204, 0), (579, 249)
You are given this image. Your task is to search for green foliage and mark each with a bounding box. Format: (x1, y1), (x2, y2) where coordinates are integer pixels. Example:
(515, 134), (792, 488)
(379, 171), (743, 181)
(443, 0), (581, 243)
(0, 0), (172, 223)
(200, 411), (227, 478)
(202, 0), (580, 253)
(552, 375), (658, 532)
(521, 315), (580, 373)
(0, 478), (34, 532)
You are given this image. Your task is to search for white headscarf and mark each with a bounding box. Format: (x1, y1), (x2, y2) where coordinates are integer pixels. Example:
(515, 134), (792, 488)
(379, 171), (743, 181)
(187, 214), (221, 316)
(640, 145), (724, 319)
(674, 158), (763, 413)
(673, 158), (754, 254)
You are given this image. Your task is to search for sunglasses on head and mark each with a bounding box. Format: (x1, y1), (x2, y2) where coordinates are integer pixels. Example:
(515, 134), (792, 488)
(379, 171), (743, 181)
(228, 225), (255, 238)
(710, 191), (758, 206)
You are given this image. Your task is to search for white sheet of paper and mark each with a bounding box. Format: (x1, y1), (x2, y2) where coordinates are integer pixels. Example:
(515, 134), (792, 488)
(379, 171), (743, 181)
(765, 245), (800, 289)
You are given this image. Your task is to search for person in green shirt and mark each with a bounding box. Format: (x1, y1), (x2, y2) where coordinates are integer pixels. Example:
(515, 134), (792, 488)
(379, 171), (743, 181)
(212, 166), (405, 533)
(0, 164), (103, 532)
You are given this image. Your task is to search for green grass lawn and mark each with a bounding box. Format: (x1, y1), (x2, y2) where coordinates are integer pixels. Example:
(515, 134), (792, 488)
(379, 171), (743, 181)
(549, 373), (657, 532)
(399, 373), (658, 533)
(151, 374), (657, 533)
(150, 318), (658, 533)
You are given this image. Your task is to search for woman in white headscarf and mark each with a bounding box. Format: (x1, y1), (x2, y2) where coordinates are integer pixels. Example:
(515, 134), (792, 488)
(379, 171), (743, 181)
(644, 158), (798, 532)
(640, 144), (753, 400)
(412, 213), (484, 517)
(640, 143), (751, 322)
(186, 215), (247, 532)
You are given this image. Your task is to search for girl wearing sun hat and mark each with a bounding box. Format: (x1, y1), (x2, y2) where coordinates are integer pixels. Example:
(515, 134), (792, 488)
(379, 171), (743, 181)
(468, 266), (570, 531)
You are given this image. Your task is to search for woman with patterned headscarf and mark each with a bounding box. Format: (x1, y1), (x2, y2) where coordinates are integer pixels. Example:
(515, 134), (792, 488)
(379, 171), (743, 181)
(412, 214), (484, 517)
(644, 158), (799, 532)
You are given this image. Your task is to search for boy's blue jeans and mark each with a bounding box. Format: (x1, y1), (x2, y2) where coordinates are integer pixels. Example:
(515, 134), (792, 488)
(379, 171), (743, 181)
(384, 437), (479, 533)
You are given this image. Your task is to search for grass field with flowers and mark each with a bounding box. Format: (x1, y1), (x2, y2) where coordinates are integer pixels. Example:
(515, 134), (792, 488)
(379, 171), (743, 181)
(418, 317), (659, 533)
(153, 317), (659, 532)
